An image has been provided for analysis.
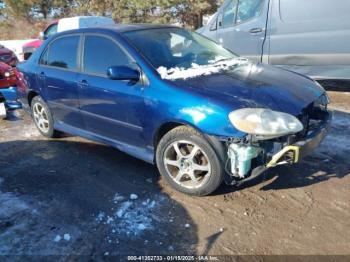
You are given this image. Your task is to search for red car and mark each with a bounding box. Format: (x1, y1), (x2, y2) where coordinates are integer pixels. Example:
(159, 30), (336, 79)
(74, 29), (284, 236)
(0, 62), (21, 117)
(0, 44), (18, 67)
(0, 62), (17, 88)
(22, 20), (58, 60)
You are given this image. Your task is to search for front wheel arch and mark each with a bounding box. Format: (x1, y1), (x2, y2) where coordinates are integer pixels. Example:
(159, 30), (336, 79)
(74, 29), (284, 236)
(154, 122), (227, 166)
(155, 125), (225, 196)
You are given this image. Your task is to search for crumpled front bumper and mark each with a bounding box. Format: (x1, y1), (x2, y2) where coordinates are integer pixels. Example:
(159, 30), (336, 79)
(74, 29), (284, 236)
(0, 86), (22, 110)
(229, 110), (332, 186)
(267, 111), (332, 167)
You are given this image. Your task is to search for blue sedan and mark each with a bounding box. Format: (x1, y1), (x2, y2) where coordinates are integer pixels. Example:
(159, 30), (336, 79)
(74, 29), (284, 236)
(17, 24), (332, 196)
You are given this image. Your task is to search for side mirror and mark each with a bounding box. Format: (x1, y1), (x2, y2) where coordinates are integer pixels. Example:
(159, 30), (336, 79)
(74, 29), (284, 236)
(107, 65), (140, 82)
(39, 32), (46, 40)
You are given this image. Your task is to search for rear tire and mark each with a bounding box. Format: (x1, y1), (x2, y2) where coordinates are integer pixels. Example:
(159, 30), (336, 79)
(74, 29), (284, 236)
(156, 126), (224, 196)
(31, 96), (58, 138)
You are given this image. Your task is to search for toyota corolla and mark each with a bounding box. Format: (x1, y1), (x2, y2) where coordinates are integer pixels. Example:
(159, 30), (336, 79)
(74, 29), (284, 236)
(17, 24), (332, 196)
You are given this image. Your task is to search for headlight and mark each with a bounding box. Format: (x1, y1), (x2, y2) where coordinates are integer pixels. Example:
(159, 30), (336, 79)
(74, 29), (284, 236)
(4, 71), (10, 78)
(229, 108), (303, 138)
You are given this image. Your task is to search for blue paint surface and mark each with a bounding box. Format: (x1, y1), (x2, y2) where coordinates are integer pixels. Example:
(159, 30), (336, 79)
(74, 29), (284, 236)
(0, 86), (22, 109)
(17, 25), (325, 163)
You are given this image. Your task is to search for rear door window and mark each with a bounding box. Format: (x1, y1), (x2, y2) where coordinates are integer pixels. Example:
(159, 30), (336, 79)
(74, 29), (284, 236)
(83, 35), (132, 76)
(45, 35), (80, 70)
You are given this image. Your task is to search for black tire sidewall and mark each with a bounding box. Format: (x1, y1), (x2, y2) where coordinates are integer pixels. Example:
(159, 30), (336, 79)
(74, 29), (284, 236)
(31, 96), (55, 138)
(156, 127), (224, 196)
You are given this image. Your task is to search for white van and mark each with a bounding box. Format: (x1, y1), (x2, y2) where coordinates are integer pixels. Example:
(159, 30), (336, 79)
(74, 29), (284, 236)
(198, 0), (350, 80)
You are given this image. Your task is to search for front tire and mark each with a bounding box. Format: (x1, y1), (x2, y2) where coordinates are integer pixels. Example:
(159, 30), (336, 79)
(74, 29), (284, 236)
(31, 96), (57, 138)
(156, 126), (224, 196)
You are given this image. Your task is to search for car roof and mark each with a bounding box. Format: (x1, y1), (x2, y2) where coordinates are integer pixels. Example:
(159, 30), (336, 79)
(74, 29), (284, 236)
(55, 23), (179, 36)
(106, 23), (179, 33)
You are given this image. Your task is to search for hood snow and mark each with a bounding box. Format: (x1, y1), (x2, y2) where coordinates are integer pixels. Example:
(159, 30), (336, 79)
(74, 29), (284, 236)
(157, 58), (249, 80)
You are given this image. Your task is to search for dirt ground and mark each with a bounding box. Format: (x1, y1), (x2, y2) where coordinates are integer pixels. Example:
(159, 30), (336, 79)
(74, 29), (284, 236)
(0, 91), (349, 258)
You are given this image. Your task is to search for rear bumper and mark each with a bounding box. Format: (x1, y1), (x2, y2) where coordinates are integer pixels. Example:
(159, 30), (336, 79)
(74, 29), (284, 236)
(0, 86), (22, 110)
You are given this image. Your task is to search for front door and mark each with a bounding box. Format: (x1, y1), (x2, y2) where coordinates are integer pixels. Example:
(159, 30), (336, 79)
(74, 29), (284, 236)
(78, 34), (146, 146)
(217, 0), (267, 62)
(37, 34), (84, 128)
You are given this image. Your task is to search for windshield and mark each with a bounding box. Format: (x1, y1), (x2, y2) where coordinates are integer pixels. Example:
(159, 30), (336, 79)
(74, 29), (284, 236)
(123, 27), (237, 70)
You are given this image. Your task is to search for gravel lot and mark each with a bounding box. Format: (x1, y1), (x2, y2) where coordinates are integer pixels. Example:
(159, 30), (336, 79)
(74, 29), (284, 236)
(0, 91), (349, 257)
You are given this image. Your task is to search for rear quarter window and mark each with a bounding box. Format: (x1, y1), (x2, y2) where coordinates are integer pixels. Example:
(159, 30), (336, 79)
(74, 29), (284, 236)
(280, 0), (350, 22)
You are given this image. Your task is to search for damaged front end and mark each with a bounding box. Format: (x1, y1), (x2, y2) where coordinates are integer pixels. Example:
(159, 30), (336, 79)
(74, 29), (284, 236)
(224, 94), (332, 186)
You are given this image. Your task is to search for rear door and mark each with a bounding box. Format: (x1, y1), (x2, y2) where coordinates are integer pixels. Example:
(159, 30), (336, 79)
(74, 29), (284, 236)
(37, 34), (84, 128)
(217, 0), (268, 62)
(77, 34), (146, 146)
(268, 0), (350, 78)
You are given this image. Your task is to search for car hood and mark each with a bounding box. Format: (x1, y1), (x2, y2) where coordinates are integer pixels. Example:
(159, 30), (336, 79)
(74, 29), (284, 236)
(0, 61), (11, 72)
(170, 62), (324, 116)
(0, 48), (13, 56)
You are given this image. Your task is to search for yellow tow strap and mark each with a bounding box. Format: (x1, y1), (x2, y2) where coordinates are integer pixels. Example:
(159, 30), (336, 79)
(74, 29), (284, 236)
(266, 146), (300, 168)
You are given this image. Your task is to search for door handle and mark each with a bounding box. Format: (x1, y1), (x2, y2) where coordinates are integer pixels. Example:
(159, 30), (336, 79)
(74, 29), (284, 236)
(249, 28), (263, 34)
(78, 79), (89, 88)
(38, 72), (46, 80)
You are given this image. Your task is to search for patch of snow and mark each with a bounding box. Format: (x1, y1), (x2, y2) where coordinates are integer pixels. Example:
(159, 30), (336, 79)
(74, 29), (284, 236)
(113, 193), (124, 204)
(157, 58), (248, 80)
(137, 224), (146, 230)
(130, 194), (138, 200)
(95, 194), (164, 238)
(116, 201), (133, 218)
(54, 235), (62, 242)
(95, 211), (105, 222)
(149, 200), (156, 208)
(63, 234), (71, 241)
(106, 216), (114, 224)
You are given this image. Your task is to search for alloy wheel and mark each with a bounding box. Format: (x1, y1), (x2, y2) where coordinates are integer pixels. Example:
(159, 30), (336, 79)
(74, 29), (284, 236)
(163, 140), (212, 189)
(33, 102), (50, 133)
